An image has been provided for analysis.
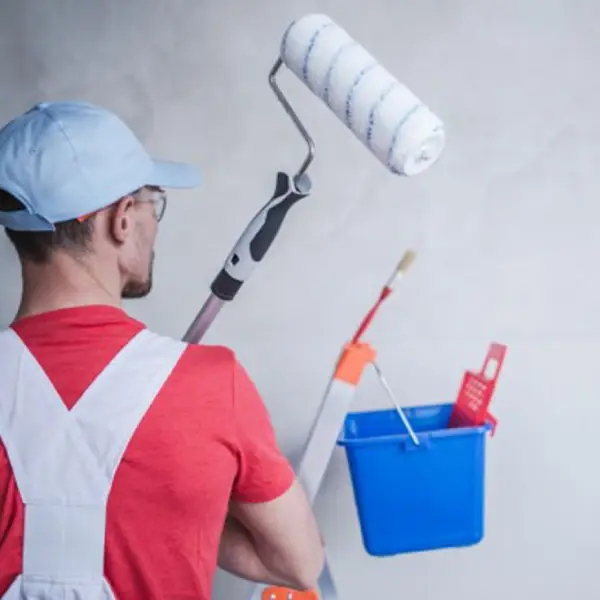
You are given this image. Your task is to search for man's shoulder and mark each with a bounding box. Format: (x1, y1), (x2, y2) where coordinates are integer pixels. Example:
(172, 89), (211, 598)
(141, 328), (238, 372)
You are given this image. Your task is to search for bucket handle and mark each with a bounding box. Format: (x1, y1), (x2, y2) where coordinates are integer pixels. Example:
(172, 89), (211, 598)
(371, 361), (420, 447)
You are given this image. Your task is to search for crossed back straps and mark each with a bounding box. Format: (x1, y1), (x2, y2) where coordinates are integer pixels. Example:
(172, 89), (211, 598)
(0, 327), (186, 599)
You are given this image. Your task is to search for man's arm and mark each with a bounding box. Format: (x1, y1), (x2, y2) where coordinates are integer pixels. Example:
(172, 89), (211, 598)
(218, 494), (324, 591)
(218, 514), (290, 587)
(217, 357), (324, 590)
(219, 479), (324, 591)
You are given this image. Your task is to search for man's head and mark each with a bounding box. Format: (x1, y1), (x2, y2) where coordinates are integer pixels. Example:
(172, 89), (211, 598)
(0, 101), (201, 299)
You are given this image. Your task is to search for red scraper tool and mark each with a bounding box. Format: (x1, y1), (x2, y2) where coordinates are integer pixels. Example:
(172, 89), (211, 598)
(448, 342), (507, 435)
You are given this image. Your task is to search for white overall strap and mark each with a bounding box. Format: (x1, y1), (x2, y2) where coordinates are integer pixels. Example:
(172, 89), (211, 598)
(0, 327), (186, 600)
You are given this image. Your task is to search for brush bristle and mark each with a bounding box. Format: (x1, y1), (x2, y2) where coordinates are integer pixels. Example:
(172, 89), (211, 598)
(395, 249), (416, 274)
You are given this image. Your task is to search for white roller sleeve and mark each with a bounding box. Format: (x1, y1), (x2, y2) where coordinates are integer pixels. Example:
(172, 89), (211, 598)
(280, 13), (445, 176)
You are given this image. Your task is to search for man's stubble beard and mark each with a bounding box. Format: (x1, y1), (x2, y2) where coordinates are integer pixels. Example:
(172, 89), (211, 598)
(121, 250), (154, 299)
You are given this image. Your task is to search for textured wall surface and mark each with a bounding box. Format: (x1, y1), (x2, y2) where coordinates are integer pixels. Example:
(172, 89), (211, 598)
(1, 1), (599, 598)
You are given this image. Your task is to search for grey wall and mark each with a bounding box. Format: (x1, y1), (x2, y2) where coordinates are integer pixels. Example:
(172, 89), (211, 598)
(1, 0), (599, 598)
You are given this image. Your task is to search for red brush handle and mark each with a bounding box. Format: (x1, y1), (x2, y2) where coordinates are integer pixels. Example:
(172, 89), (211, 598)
(351, 288), (391, 343)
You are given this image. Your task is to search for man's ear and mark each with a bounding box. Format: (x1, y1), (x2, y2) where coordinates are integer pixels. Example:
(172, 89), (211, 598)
(108, 195), (136, 244)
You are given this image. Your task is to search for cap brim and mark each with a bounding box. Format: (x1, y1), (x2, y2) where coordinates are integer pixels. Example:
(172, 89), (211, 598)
(148, 159), (202, 189)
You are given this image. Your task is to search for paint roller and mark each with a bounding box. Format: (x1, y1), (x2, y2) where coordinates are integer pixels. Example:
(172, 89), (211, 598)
(276, 13), (445, 177)
(183, 13), (445, 343)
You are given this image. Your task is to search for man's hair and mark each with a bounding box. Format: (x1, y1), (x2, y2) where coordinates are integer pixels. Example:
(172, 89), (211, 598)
(0, 188), (97, 264)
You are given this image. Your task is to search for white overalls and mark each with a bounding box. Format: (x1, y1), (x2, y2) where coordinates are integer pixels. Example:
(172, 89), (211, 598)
(0, 327), (187, 600)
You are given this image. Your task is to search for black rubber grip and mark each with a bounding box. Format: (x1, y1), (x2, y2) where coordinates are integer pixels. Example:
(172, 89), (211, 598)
(211, 269), (243, 302)
(210, 172), (310, 302)
(249, 172), (307, 262)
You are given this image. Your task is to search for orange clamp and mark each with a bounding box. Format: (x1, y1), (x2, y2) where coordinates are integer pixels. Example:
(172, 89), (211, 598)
(262, 587), (318, 600)
(333, 341), (376, 386)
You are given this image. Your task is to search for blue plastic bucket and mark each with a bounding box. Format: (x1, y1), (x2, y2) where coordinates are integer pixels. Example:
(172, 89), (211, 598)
(337, 402), (492, 557)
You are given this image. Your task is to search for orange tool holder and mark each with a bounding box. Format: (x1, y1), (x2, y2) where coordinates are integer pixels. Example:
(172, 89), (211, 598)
(334, 342), (377, 386)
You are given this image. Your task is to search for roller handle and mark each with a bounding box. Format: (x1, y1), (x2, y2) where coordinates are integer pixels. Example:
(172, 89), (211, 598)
(211, 171), (311, 301)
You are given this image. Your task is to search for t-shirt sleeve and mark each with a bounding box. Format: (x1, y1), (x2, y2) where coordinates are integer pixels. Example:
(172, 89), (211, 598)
(230, 357), (296, 503)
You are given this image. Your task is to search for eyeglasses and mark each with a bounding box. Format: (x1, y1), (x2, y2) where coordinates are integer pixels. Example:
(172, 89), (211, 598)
(142, 188), (167, 222)
(76, 187), (168, 224)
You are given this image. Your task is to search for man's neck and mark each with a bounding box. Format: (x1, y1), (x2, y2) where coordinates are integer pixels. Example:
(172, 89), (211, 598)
(14, 253), (122, 322)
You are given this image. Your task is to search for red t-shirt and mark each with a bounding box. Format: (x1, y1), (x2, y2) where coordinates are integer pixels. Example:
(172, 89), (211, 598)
(0, 305), (295, 599)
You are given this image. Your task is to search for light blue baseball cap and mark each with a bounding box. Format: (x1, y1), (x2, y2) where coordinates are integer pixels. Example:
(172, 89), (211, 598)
(0, 100), (202, 231)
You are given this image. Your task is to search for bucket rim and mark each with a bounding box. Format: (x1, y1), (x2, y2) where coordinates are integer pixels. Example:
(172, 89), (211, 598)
(336, 403), (492, 447)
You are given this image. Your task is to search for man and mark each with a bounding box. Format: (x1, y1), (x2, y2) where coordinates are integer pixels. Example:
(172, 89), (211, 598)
(0, 101), (324, 599)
